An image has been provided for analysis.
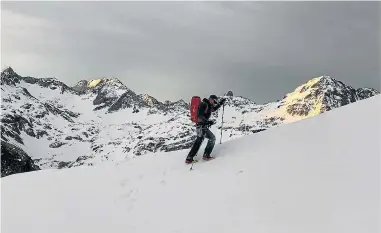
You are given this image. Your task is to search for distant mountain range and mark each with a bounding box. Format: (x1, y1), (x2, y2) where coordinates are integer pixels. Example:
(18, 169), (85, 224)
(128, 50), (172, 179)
(1, 67), (379, 177)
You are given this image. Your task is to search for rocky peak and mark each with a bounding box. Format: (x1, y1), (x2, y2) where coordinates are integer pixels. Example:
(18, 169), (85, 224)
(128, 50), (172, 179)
(139, 94), (160, 106)
(1, 67), (74, 94)
(295, 75), (345, 93)
(1, 67), (21, 86)
(280, 75), (360, 118)
(26, 76), (73, 93)
(72, 78), (127, 94)
(171, 99), (188, 109)
(2, 67), (17, 76)
(72, 77), (132, 110)
(72, 80), (89, 94)
(87, 78), (124, 88)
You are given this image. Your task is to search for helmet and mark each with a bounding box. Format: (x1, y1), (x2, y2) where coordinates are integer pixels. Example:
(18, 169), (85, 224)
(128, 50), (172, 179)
(209, 94), (218, 106)
(209, 94), (218, 101)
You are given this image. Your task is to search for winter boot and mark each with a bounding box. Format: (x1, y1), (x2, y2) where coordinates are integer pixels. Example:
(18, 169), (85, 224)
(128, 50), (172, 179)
(185, 156), (198, 164)
(202, 154), (215, 161)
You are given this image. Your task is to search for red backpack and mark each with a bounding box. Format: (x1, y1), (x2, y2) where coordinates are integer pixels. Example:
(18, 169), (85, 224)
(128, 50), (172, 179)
(190, 96), (207, 123)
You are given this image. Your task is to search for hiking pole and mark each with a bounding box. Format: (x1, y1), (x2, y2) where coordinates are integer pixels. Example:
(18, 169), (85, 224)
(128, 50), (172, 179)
(220, 103), (225, 144)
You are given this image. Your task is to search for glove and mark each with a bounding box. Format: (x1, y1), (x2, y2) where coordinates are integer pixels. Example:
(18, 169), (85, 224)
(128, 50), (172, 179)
(220, 98), (226, 105)
(207, 120), (216, 126)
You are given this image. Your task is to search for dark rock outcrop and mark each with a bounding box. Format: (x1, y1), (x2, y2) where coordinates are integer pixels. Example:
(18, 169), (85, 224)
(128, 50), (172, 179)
(1, 140), (40, 177)
(356, 87), (380, 100)
(72, 80), (89, 94)
(133, 137), (166, 155)
(108, 90), (149, 112)
(161, 136), (196, 152)
(49, 141), (67, 148)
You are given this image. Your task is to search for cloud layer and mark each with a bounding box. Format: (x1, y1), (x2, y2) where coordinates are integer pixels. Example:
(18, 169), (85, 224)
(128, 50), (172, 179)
(2, 1), (380, 103)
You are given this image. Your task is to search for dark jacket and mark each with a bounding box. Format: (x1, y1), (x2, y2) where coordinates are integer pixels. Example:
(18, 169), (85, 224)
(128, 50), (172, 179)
(197, 98), (223, 124)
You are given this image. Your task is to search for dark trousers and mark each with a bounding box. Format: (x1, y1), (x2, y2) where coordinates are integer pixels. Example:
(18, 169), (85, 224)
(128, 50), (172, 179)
(187, 124), (216, 159)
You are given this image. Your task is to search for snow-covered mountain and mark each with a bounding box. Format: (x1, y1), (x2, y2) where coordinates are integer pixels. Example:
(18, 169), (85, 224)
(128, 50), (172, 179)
(1, 67), (379, 176)
(2, 94), (379, 233)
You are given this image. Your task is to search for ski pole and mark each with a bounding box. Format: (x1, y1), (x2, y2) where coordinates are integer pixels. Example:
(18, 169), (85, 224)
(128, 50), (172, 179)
(220, 103), (225, 144)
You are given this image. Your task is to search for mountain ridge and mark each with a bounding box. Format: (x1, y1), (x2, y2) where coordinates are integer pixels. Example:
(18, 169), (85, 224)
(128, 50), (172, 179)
(1, 66), (379, 176)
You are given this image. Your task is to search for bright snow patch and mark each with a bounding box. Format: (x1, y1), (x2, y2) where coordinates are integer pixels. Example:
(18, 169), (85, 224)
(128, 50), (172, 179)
(1, 96), (380, 233)
(88, 79), (102, 88)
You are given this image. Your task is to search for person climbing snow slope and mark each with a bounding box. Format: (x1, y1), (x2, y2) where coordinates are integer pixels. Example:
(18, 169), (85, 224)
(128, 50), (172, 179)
(186, 94), (226, 164)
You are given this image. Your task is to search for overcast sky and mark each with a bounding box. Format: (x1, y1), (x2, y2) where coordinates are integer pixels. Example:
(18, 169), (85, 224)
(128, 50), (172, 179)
(1, 1), (380, 103)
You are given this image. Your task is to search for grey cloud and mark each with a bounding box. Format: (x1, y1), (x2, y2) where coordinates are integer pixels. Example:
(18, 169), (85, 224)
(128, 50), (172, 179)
(1, 1), (380, 103)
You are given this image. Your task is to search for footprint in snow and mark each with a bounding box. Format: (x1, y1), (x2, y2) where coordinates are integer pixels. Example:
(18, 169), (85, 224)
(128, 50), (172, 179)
(120, 179), (129, 187)
(115, 188), (139, 207)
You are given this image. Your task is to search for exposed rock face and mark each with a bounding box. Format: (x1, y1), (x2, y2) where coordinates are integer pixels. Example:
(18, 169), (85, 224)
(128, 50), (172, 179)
(357, 87), (380, 100)
(1, 140), (40, 177)
(140, 94), (160, 106)
(72, 80), (89, 94)
(108, 90), (149, 113)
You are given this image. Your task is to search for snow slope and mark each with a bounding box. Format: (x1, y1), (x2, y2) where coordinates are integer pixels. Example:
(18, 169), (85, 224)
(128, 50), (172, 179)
(2, 95), (379, 233)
